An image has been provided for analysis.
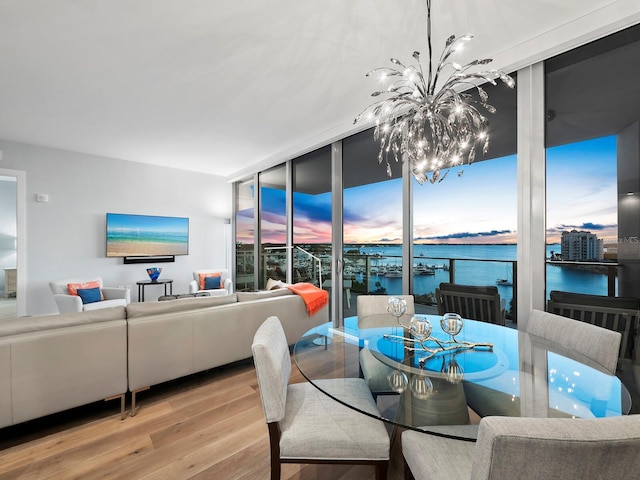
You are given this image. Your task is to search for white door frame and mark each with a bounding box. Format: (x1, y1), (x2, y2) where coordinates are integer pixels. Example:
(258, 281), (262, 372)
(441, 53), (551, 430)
(0, 164), (27, 316)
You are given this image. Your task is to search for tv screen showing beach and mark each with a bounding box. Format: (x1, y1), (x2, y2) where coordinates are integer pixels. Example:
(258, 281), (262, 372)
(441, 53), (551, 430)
(106, 213), (189, 257)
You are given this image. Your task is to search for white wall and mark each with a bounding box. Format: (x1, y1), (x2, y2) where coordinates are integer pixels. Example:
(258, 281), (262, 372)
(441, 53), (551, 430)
(0, 139), (232, 316)
(0, 177), (17, 296)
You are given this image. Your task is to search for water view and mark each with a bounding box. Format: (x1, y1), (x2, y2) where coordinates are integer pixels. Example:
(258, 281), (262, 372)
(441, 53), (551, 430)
(349, 243), (613, 310)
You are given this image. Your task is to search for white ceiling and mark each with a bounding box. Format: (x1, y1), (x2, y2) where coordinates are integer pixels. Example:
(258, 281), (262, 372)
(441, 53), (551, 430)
(0, 0), (639, 181)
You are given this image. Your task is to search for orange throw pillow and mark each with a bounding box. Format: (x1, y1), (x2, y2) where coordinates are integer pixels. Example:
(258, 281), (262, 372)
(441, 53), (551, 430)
(198, 272), (222, 290)
(68, 281), (104, 300)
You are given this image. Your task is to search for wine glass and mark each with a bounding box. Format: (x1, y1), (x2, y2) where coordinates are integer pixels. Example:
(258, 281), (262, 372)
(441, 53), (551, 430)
(440, 312), (463, 342)
(387, 297), (408, 329)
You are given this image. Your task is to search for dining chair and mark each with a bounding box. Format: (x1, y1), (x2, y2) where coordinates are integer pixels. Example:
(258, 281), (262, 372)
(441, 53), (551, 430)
(251, 316), (390, 480)
(435, 283), (506, 325)
(527, 308), (622, 375)
(357, 295), (415, 398)
(547, 290), (639, 365)
(402, 415), (640, 480)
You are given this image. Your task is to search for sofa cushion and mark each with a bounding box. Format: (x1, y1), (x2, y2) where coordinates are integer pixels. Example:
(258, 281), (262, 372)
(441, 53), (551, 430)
(77, 287), (102, 304)
(0, 307), (126, 337)
(204, 275), (221, 290)
(198, 271), (221, 290)
(83, 298), (127, 311)
(125, 294), (238, 319)
(236, 289), (293, 302)
(266, 278), (288, 291)
(67, 280), (104, 299)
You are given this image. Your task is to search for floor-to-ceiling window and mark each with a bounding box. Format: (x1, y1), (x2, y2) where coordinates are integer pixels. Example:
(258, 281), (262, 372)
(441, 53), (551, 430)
(412, 76), (518, 318)
(292, 146), (332, 288)
(343, 128), (404, 316)
(232, 22), (640, 323)
(545, 24), (640, 300)
(235, 176), (255, 292)
(259, 165), (287, 289)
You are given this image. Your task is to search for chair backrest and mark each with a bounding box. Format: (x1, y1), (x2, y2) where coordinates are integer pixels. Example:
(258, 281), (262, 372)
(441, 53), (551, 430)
(251, 316), (292, 424)
(436, 283), (504, 325)
(548, 290), (639, 360)
(471, 415), (640, 480)
(357, 295), (415, 328)
(527, 309), (621, 375)
(49, 277), (104, 295)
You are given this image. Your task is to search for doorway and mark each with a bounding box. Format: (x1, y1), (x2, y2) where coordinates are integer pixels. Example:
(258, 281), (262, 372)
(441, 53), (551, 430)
(0, 166), (26, 317)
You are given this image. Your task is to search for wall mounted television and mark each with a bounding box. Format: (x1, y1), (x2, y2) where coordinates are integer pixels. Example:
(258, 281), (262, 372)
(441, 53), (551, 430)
(106, 213), (189, 261)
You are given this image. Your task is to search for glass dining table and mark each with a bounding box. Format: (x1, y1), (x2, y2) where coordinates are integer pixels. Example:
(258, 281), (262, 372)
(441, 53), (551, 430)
(293, 315), (632, 440)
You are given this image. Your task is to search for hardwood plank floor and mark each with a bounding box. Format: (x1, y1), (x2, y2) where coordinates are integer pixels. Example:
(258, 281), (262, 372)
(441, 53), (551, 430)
(0, 358), (405, 480)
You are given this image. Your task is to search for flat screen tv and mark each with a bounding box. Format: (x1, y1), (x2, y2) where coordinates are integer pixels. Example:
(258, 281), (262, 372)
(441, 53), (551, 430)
(106, 213), (189, 258)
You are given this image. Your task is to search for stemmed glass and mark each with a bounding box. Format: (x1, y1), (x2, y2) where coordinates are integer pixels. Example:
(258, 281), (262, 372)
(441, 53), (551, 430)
(440, 312), (463, 342)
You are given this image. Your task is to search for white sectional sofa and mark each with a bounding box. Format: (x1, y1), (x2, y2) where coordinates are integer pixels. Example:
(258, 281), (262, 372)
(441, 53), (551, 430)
(0, 307), (128, 429)
(0, 288), (328, 428)
(126, 289), (328, 410)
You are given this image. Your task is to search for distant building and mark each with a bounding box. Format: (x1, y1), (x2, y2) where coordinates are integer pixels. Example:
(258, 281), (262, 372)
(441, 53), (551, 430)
(561, 230), (603, 261)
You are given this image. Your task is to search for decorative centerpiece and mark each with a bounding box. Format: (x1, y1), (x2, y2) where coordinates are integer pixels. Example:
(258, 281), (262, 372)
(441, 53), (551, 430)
(384, 297), (493, 366)
(146, 267), (162, 282)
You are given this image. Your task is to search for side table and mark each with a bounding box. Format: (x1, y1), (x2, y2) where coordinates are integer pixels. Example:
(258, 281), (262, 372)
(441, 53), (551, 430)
(136, 279), (173, 302)
(4, 267), (17, 298)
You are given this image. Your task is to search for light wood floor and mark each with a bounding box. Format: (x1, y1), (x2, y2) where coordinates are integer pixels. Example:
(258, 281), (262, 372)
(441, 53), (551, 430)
(0, 358), (406, 480)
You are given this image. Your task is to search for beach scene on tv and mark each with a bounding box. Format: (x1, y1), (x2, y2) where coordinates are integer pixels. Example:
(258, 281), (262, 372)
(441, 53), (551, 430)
(106, 213), (189, 257)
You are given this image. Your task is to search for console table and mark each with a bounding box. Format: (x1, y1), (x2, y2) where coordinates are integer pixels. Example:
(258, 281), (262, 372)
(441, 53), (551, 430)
(136, 279), (173, 302)
(4, 267), (16, 298)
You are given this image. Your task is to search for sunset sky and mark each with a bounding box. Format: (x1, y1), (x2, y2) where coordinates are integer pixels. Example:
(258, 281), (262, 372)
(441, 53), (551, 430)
(237, 135), (618, 246)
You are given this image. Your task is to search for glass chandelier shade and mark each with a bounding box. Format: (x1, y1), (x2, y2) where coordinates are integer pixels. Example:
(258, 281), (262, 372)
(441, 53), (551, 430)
(354, 0), (515, 184)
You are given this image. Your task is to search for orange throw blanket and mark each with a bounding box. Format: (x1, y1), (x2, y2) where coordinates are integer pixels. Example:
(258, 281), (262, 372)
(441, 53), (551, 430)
(287, 282), (329, 316)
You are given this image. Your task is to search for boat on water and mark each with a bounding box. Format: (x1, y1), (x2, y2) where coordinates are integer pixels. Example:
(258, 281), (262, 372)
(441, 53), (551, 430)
(414, 264), (435, 275)
(384, 265), (402, 277)
(496, 278), (513, 286)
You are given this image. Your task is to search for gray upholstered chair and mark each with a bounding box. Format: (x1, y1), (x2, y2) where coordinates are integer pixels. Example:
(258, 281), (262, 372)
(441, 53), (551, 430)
(547, 290), (639, 364)
(357, 295), (415, 397)
(436, 283), (506, 325)
(49, 277), (130, 313)
(402, 415), (640, 480)
(527, 308), (622, 375)
(251, 316), (390, 480)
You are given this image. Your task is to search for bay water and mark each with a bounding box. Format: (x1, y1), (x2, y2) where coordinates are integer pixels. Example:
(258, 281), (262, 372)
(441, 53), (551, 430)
(349, 244), (613, 309)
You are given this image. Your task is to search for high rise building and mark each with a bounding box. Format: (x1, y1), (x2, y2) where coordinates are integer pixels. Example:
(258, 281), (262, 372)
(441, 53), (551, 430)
(561, 230), (603, 261)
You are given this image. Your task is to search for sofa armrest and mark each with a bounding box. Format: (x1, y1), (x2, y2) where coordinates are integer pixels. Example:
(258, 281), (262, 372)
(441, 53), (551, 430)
(102, 287), (131, 304)
(188, 280), (198, 294)
(53, 294), (83, 313)
(223, 278), (233, 294)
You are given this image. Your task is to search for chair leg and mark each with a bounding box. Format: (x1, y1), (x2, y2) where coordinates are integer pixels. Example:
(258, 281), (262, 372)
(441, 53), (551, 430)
(271, 458), (280, 480)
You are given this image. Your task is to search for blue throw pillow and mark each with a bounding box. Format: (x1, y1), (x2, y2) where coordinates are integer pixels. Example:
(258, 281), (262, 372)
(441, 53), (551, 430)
(204, 275), (221, 290)
(77, 286), (102, 304)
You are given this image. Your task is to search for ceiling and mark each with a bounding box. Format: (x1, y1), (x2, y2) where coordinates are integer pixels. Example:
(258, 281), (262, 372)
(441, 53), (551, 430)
(1, 1), (639, 181)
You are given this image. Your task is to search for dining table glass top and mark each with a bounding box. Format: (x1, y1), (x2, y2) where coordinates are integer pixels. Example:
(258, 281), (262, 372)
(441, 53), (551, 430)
(293, 315), (631, 439)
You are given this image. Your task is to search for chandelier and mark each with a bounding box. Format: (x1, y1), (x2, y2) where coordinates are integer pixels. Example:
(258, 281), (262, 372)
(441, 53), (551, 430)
(354, 0), (515, 184)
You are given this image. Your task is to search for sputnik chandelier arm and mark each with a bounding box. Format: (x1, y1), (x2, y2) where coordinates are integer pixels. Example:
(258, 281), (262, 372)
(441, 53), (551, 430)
(354, 0), (515, 184)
